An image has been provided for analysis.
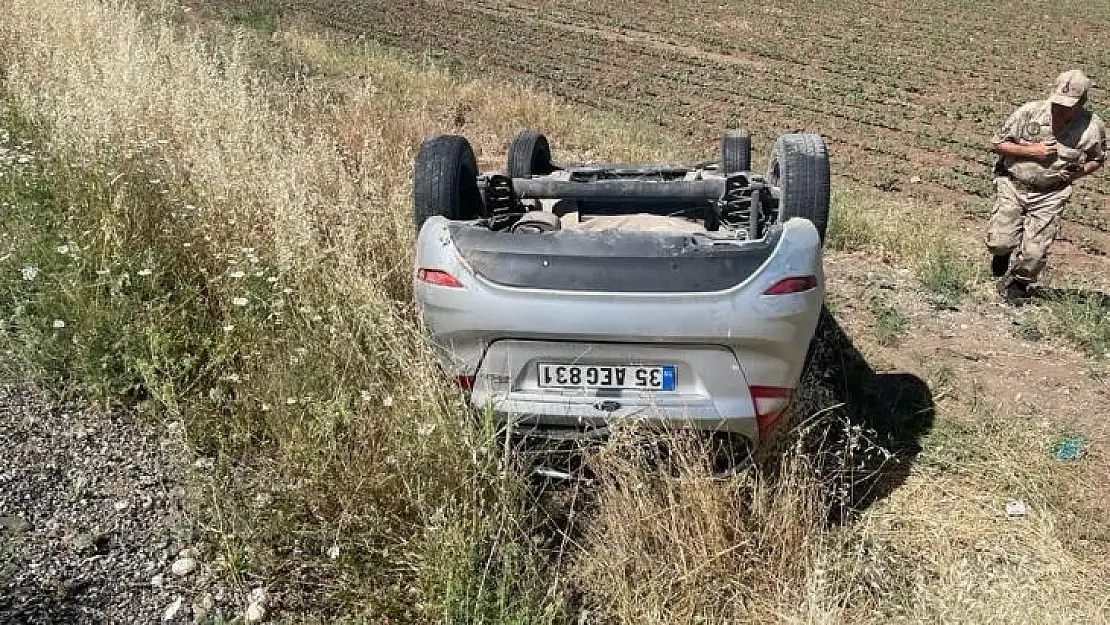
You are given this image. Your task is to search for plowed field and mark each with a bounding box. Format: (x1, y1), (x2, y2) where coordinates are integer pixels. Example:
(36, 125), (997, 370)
(287, 0), (1110, 231)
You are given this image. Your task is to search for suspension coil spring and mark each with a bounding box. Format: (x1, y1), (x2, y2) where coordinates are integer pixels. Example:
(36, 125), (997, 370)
(483, 174), (517, 216)
(719, 173), (754, 236)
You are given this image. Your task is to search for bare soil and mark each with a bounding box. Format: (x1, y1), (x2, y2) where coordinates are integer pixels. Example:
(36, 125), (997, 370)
(825, 250), (1110, 554)
(284, 0), (1110, 231)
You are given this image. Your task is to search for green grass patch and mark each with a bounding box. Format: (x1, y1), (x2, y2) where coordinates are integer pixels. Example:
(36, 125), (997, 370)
(827, 190), (979, 307)
(1035, 289), (1110, 358)
(868, 295), (908, 346)
(228, 0), (285, 34)
(0, 108), (223, 404)
(826, 190), (884, 253)
(917, 244), (977, 309)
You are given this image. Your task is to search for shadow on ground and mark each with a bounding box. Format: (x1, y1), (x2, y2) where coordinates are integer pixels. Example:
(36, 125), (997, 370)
(517, 307), (936, 524)
(0, 580), (84, 625)
(785, 307), (935, 521)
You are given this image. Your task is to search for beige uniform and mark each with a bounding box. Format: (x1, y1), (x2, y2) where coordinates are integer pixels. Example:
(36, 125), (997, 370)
(987, 100), (1107, 283)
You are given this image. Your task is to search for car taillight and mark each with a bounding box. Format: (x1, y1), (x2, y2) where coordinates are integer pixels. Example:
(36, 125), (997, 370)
(763, 276), (817, 295)
(456, 375), (475, 391)
(417, 268), (463, 288)
(750, 385), (792, 436)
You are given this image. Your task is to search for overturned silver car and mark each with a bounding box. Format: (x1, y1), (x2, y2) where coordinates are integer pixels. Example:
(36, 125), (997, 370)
(412, 129), (829, 450)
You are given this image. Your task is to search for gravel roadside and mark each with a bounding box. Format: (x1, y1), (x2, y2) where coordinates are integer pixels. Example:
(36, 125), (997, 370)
(0, 384), (246, 624)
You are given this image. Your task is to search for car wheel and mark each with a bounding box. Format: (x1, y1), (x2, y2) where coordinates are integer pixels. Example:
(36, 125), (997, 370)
(412, 134), (484, 229)
(507, 130), (554, 178)
(766, 133), (831, 243)
(721, 127), (752, 173)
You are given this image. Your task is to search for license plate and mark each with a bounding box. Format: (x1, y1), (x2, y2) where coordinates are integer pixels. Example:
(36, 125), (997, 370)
(537, 364), (676, 391)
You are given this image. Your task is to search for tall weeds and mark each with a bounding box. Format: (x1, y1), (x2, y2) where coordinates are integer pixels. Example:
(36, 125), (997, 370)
(0, 0), (567, 617)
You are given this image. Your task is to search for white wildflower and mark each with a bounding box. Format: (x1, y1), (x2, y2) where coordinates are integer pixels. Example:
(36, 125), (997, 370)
(21, 266), (38, 281)
(52, 319), (65, 329)
(232, 296), (249, 307)
(223, 325), (235, 332)
(56, 245), (69, 254)
(137, 268), (152, 277)
(285, 397), (298, 405)
(95, 268), (110, 276)
(266, 276), (278, 283)
(229, 270), (245, 279)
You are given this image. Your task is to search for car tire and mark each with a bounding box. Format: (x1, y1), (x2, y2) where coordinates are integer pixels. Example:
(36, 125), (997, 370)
(507, 130), (554, 178)
(721, 127), (752, 173)
(412, 134), (484, 229)
(766, 133), (831, 243)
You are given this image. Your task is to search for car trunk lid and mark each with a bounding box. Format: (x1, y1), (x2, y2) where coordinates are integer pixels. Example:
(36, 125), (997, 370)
(448, 222), (780, 293)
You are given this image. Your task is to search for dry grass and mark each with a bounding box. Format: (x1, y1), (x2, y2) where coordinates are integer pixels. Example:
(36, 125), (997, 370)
(826, 189), (982, 307)
(565, 428), (876, 623)
(0, 0), (585, 618)
(1, 0), (1108, 622)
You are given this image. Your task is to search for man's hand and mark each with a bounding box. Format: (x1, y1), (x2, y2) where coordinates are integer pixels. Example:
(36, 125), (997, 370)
(1059, 160), (1102, 183)
(993, 140), (1057, 160)
(1027, 141), (1058, 160)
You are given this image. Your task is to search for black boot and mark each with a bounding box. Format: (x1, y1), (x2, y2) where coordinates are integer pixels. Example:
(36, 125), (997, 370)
(990, 253), (1011, 278)
(1003, 280), (1031, 305)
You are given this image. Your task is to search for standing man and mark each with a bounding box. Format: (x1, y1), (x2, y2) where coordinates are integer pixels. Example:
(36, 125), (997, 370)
(987, 69), (1107, 303)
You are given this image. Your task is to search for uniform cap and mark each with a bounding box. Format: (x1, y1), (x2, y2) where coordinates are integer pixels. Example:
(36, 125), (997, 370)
(1050, 69), (1091, 107)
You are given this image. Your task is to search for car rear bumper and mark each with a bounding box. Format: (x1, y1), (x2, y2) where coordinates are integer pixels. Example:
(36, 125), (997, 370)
(414, 216), (824, 444)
